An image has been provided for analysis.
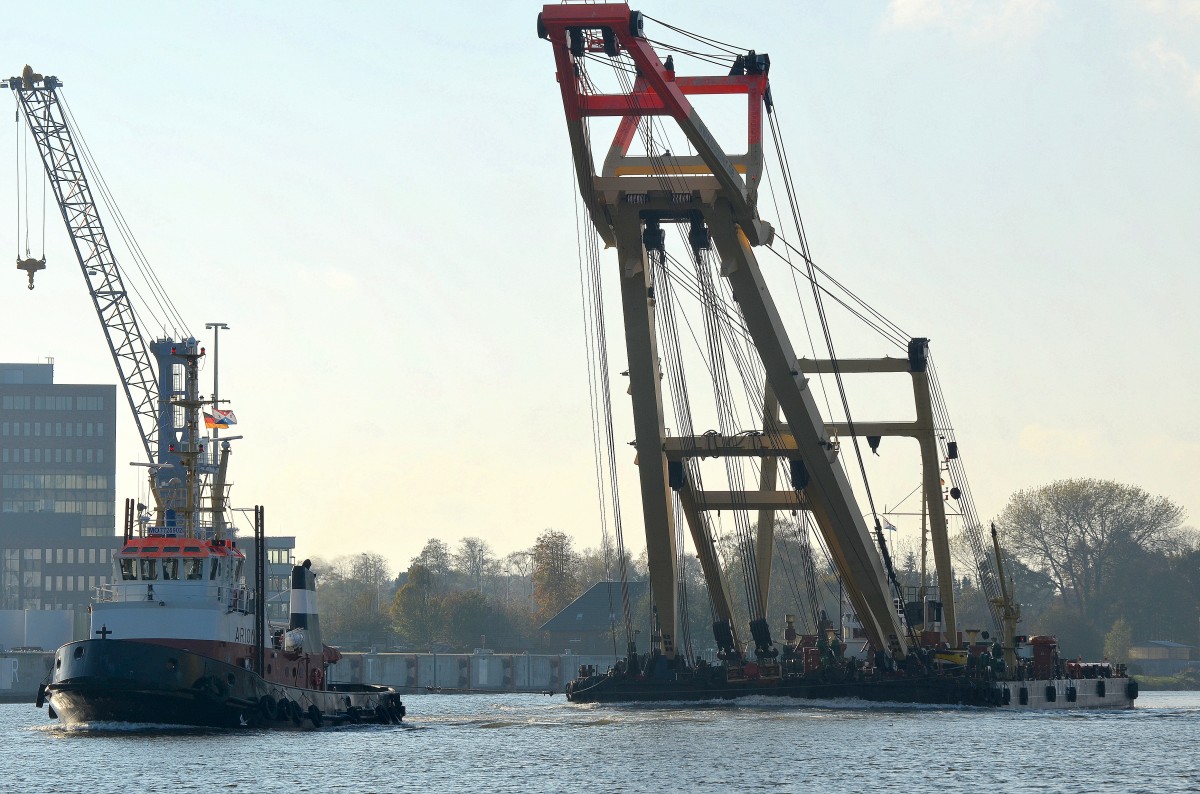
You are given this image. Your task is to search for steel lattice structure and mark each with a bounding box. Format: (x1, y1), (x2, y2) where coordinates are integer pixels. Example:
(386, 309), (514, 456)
(10, 74), (158, 461)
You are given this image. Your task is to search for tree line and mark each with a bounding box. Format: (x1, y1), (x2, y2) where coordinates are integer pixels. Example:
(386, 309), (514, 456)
(301, 478), (1197, 666)
(307, 529), (636, 653)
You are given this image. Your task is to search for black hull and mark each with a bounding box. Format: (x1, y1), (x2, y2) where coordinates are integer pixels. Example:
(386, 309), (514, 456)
(566, 670), (1136, 709)
(40, 640), (405, 729)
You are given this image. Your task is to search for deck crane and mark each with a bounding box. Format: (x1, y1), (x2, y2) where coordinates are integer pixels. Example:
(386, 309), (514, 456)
(7, 67), (231, 539)
(539, 4), (910, 662)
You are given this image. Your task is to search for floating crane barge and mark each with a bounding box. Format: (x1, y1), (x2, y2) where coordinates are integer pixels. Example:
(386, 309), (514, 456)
(538, 4), (1136, 710)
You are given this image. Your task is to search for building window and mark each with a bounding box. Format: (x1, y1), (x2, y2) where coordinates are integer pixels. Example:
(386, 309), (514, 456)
(77, 576), (84, 590)
(67, 549), (74, 564)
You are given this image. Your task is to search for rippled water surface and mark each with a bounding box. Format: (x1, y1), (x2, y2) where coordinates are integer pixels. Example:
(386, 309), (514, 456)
(2, 691), (1197, 792)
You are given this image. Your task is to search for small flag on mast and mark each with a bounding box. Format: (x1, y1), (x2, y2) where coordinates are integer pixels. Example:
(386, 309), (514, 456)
(204, 409), (237, 429)
(883, 517), (898, 532)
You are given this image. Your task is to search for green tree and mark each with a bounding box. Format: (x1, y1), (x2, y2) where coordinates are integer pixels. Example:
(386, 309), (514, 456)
(1104, 617), (1132, 663)
(391, 564), (442, 648)
(531, 529), (581, 623)
(441, 589), (493, 651)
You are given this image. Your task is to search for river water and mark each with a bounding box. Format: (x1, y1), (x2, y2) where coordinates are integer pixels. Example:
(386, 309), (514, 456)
(1, 691), (1196, 792)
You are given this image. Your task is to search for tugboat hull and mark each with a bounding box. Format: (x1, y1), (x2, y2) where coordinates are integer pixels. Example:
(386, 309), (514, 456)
(42, 639), (404, 729)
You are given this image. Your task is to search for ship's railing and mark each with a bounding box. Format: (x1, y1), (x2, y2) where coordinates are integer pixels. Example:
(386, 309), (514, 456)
(94, 581), (253, 612)
(138, 524), (217, 540)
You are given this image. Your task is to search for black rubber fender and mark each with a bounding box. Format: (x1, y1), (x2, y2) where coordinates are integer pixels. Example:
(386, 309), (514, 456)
(1019, 686), (1028, 705)
(258, 695), (278, 721)
(1096, 679), (1106, 698)
(1126, 679), (1139, 700)
(287, 698), (304, 725)
(1066, 685), (1077, 703)
(35, 684), (46, 709)
(307, 704), (323, 728)
(1001, 687), (1011, 705)
(1045, 685), (1057, 702)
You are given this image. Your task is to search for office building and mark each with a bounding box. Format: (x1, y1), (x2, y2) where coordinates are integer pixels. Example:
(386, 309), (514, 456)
(1, 362), (118, 615)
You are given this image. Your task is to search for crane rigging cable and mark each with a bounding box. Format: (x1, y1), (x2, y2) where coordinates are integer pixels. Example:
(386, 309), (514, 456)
(572, 145), (636, 651)
(56, 92), (190, 338)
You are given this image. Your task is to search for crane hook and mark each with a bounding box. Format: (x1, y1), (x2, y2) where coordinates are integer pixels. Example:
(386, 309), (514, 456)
(17, 256), (45, 289)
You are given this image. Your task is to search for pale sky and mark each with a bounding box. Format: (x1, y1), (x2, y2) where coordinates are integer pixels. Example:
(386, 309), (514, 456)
(2, 1), (1197, 577)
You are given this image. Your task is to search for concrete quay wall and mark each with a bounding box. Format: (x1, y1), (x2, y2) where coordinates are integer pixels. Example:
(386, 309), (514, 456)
(328, 651), (620, 693)
(0, 652), (54, 703)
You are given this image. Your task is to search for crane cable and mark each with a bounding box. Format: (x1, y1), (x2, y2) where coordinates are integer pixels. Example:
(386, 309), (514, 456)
(57, 91), (191, 338)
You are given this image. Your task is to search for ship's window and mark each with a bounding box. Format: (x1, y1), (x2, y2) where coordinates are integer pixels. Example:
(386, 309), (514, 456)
(163, 546), (181, 553)
(184, 546), (201, 553)
(185, 559), (204, 580)
(142, 547), (159, 554)
(119, 558), (137, 581)
(233, 560), (244, 580)
(162, 558), (180, 580)
(139, 558), (158, 580)
(209, 558), (220, 580)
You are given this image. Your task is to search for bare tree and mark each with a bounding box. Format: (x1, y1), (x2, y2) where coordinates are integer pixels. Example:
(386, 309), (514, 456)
(998, 478), (1186, 615)
(453, 537), (497, 593)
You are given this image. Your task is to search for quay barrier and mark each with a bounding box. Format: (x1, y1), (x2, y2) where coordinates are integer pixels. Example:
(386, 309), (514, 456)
(327, 651), (624, 694)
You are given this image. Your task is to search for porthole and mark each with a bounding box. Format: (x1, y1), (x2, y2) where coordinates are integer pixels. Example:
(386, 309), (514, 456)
(167, 658), (178, 671)
(226, 673), (236, 686)
(73, 646), (85, 660)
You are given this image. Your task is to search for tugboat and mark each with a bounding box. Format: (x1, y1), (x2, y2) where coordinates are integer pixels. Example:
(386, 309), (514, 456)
(39, 551), (406, 729)
(9, 69), (403, 728)
(34, 344), (405, 729)
(537, 3), (1137, 710)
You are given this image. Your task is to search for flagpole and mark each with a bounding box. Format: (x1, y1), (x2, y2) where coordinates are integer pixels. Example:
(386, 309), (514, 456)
(205, 322), (230, 443)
